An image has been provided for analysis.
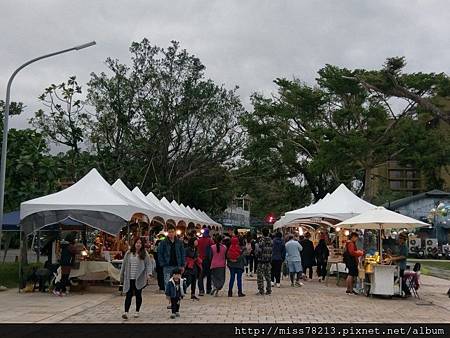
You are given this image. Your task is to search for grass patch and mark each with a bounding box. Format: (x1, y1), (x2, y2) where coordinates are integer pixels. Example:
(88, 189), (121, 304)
(0, 262), (43, 288)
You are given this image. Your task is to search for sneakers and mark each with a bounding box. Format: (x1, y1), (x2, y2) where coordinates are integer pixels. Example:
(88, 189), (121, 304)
(133, 312), (140, 318)
(276, 283), (281, 288)
(122, 313), (128, 320)
(191, 295), (200, 301)
(271, 282), (275, 287)
(265, 291), (272, 295)
(291, 283), (295, 287)
(238, 292), (246, 297)
(175, 312), (180, 317)
(170, 314), (176, 319)
(198, 291), (205, 296)
(295, 282), (303, 287)
(52, 290), (60, 296)
(256, 291), (264, 296)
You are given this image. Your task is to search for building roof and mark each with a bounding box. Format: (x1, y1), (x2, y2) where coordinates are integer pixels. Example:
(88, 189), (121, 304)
(386, 189), (450, 210)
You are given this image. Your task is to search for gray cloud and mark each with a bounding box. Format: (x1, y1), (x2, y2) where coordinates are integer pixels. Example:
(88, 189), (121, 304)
(1, 0), (449, 129)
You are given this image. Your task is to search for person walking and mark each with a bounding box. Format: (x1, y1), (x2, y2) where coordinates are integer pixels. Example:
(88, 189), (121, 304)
(184, 237), (201, 300)
(53, 234), (79, 296)
(197, 229), (214, 296)
(314, 237), (329, 282)
(271, 232), (286, 288)
(244, 233), (255, 277)
(210, 235), (227, 296)
(120, 238), (152, 320)
(256, 228), (273, 295)
(165, 268), (187, 319)
(157, 224), (186, 288)
(344, 232), (364, 295)
(227, 236), (246, 297)
(154, 236), (166, 292)
(300, 232), (315, 280)
(285, 234), (304, 287)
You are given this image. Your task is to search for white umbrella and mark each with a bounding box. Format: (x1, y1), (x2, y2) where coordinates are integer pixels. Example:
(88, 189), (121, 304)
(336, 206), (428, 254)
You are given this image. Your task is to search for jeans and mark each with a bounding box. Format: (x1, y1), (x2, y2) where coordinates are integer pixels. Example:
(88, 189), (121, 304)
(302, 264), (313, 279)
(124, 279), (143, 313)
(163, 266), (178, 289)
(316, 262), (327, 279)
(245, 256), (254, 274)
(185, 269), (197, 296)
(198, 260), (212, 293)
(156, 265), (165, 290)
(271, 260), (282, 283)
(228, 267), (243, 292)
(170, 297), (180, 314)
(55, 273), (70, 293)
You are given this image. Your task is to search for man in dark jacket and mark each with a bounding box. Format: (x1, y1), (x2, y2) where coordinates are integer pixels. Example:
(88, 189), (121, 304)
(256, 228), (273, 295)
(157, 224), (186, 288)
(271, 232), (286, 288)
(300, 232), (315, 280)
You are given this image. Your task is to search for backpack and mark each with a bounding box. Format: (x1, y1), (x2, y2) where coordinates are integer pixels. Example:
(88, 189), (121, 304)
(257, 237), (273, 263)
(245, 242), (252, 255)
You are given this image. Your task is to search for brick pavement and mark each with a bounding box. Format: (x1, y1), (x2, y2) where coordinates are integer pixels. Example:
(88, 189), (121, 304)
(0, 274), (449, 323)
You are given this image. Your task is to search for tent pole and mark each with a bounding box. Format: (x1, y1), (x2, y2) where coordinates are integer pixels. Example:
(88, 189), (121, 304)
(379, 225), (383, 258)
(18, 229), (22, 293)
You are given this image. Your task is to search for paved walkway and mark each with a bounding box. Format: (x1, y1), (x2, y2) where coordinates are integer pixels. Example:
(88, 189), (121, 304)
(1, 273), (449, 323)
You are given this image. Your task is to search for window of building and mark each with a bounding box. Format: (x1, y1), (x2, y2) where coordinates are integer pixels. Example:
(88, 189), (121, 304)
(389, 170), (402, 179)
(389, 180), (402, 189)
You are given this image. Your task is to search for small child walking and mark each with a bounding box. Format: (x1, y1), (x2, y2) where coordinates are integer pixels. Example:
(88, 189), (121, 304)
(165, 268), (187, 319)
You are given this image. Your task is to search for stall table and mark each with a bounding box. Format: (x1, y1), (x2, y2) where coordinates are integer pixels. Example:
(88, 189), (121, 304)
(56, 261), (121, 283)
(325, 257), (346, 286)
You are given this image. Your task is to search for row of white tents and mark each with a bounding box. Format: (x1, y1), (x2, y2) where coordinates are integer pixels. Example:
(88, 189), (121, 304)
(20, 168), (221, 236)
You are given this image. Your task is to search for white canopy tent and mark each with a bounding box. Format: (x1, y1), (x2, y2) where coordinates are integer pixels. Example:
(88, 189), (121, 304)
(130, 186), (178, 223)
(112, 179), (170, 220)
(20, 169), (148, 235)
(276, 184), (377, 229)
(336, 206), (428, 254)
(159, 197), (197, 225)
(193, 208), (221, 228)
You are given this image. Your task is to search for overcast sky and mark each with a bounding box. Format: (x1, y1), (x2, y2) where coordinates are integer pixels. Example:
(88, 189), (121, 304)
(1, 0), (449, 129)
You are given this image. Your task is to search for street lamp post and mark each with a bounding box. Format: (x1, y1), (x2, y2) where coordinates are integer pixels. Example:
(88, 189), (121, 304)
(0, 41), (96, 259)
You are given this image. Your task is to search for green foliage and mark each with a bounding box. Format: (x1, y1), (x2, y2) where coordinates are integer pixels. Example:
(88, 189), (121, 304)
(86, 39), (245, 212)
(0, 262), (43, 288)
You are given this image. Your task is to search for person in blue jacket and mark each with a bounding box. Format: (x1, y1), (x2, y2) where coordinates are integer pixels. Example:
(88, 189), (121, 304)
(157, 224), (186, 288)
(271, 232), (286, 288)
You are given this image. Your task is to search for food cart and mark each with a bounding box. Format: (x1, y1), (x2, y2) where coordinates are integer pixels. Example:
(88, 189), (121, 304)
(336, 207), (428, 298)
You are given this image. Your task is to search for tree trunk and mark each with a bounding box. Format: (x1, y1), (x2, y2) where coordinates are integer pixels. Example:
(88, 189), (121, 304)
(363, 167), (374, 202)
(20, 232), (28, 265)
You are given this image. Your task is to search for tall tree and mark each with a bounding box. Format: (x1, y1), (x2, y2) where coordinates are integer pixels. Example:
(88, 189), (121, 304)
(87, 39), (245, 211)
(30, 76), (91, 180)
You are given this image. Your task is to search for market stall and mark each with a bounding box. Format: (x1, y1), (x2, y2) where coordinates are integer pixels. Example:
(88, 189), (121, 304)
(337, 207), (428, 297)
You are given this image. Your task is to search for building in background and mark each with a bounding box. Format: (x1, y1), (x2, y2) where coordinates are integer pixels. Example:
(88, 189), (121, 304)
(368, 160), (450, 201)
(386, 189), (450, 244)
(216, 195), (251, 230)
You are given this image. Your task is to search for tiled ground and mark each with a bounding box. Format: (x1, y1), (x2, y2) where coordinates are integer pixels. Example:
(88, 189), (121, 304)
(1, 273), (449, 323)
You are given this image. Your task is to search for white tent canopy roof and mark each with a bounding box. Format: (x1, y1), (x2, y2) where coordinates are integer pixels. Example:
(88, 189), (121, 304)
(336, 207), (429, 230)
(130, 187), (178, 222)
(278, 184), (377, 228)
(20, 169), (146, 235)
(159, 197), (196, 224)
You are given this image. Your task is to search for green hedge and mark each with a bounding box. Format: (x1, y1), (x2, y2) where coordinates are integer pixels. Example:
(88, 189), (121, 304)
(0, 262), (43, 288)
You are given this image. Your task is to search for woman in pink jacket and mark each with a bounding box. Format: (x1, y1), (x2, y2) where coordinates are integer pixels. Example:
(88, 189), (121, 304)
(209, 235), (227, 296)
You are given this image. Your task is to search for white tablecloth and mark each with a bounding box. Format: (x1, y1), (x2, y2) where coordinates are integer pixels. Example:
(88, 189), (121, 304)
(56, 261), (121, 282)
